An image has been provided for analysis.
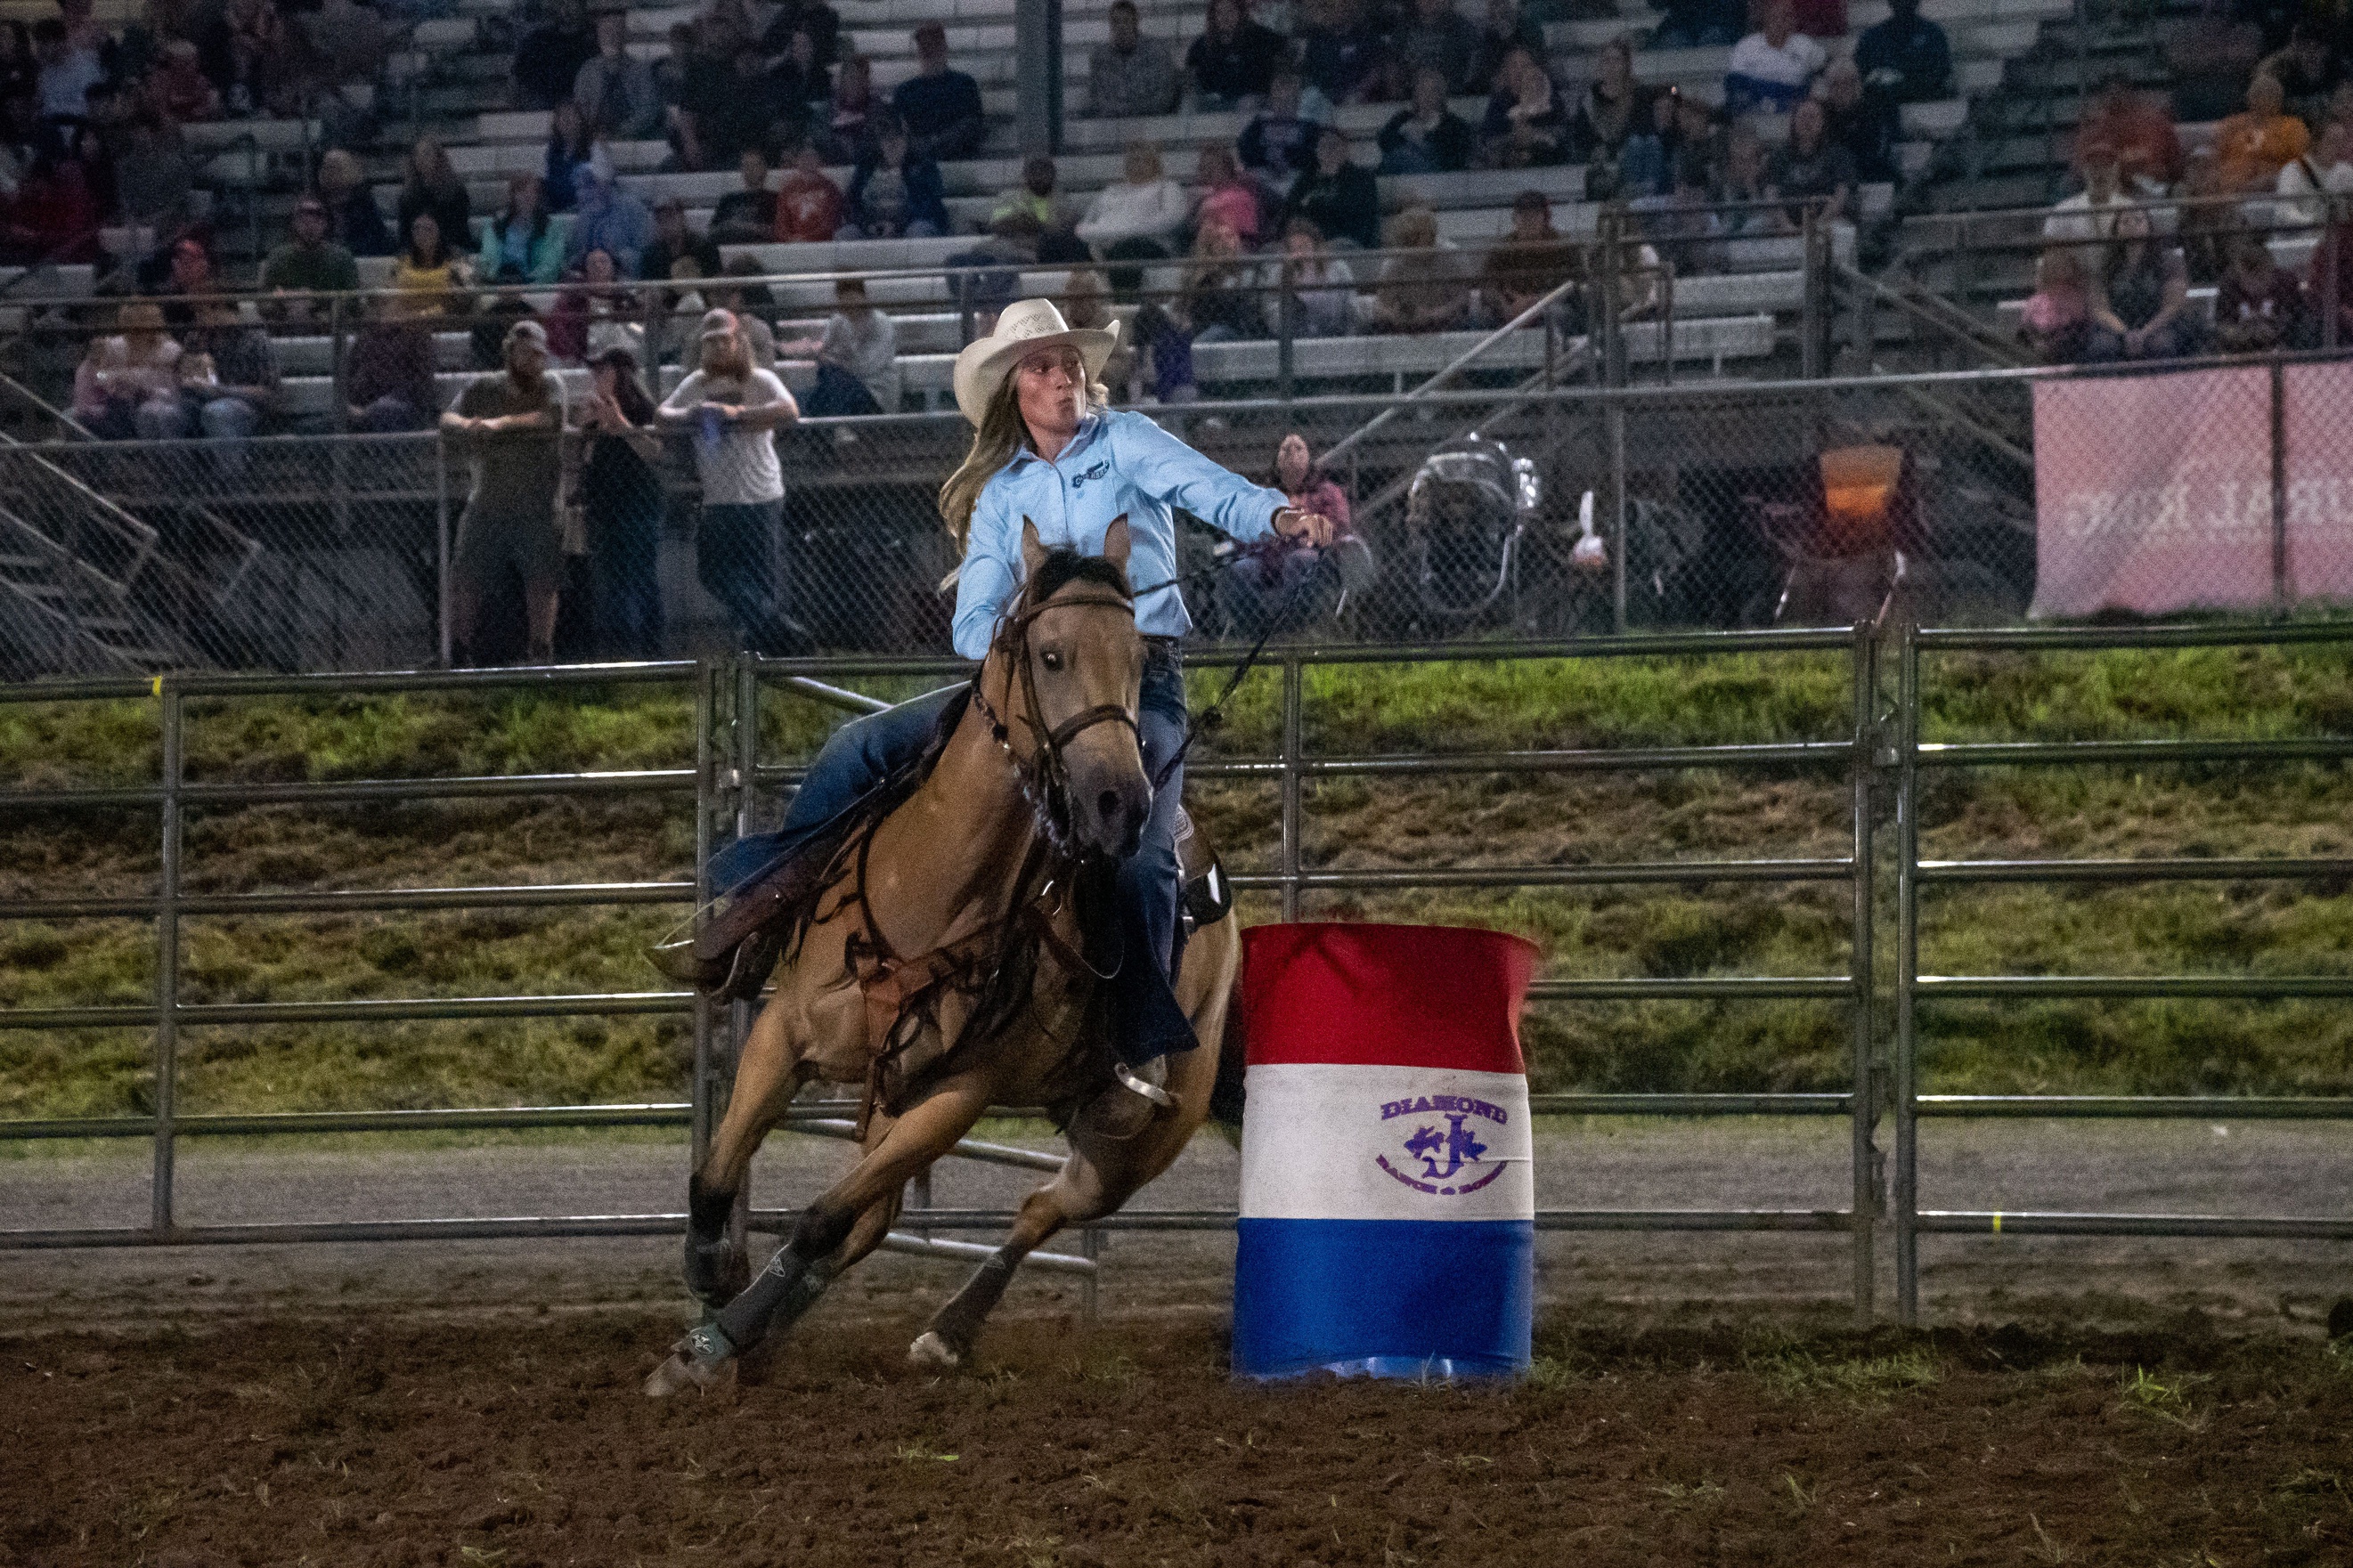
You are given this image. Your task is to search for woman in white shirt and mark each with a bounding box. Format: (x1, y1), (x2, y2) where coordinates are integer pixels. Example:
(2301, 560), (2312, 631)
(655, 309), (810, 654)
(2271, 118), (2353, 230)
(1076, 142), (1192, 291)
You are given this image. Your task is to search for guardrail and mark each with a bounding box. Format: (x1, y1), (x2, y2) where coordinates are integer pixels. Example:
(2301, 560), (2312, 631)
(2, 622), (2349, 1327)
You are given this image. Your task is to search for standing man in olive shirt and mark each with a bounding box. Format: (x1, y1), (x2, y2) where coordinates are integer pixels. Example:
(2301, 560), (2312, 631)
(441, 319), (568, 664)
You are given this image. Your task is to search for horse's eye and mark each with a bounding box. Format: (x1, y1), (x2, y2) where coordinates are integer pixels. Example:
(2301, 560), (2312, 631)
(1040, 650), (1064, 672)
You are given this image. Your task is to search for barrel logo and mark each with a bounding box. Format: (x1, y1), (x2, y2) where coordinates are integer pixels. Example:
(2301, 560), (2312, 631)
(1374, 1094), (1510, 1198)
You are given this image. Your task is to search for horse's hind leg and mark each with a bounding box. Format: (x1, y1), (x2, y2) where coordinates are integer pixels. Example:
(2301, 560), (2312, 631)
(683, 993), (815, 1307)
(647, 1075), (991, 1394)
(908, 1172), (1102, 1370)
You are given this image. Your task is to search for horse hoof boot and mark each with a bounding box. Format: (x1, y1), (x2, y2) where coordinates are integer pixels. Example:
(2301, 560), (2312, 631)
(684, 1234), (744, 1307)
(643, 1322), (735, 1397)
(908, 1330), (963, 1371)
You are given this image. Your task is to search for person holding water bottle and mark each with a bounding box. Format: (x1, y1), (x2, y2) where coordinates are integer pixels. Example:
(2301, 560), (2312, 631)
(657, 308), (813, 654)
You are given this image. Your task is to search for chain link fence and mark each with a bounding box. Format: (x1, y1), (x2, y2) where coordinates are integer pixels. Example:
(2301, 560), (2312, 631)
(3, 355), (2349, 680)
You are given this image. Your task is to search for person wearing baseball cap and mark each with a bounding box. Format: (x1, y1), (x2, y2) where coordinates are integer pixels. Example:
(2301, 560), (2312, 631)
(698, 296), (1333, 1120)
(441, 317), (566, 664)
(655, 308), (810, 655)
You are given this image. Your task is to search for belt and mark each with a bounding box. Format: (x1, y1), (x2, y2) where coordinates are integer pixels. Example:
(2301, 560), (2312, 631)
(1143, 636), (1184, 655)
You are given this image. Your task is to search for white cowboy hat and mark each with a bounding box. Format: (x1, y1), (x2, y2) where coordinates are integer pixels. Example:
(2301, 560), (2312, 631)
(950, 297), (1120, 427)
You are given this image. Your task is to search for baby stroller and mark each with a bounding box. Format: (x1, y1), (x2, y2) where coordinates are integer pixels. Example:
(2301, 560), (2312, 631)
(1394, 435), (1543, 630)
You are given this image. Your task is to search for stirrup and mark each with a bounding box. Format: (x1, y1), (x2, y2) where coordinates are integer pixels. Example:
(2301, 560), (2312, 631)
(1112, 1060), (1175, 1109)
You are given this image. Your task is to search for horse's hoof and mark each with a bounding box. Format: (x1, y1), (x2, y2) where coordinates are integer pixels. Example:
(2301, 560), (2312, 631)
(908, 1330), (963, 1371)
(644, 1352), (719, 1397)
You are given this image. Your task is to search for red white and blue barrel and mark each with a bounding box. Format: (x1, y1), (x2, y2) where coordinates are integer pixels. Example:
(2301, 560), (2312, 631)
(1233, 922), (1538, 1380)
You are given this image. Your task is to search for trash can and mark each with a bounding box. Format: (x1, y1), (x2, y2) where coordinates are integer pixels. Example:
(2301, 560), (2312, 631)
(1233, 921), (1539, 1380)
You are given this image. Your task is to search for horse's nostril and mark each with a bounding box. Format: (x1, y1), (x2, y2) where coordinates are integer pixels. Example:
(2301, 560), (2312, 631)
(1097, 789), (1123, 826)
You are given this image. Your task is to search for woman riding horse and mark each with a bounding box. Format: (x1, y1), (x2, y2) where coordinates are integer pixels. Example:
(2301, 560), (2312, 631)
(711, 298), (1334, 1117)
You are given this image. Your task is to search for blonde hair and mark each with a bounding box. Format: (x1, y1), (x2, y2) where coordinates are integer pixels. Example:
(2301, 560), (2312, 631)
(937, 357), (1108, 549)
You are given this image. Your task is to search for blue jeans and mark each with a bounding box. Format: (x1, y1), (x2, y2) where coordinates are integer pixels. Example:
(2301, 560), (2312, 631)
(714, 646), (1198, 1060)
(697, 500), (802, 654)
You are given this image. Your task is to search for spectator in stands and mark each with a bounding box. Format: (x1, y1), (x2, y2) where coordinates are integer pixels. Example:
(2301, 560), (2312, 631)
(548, 245), (643, 362)
(180, 291), (281, 449)
(1371, 203), (1470, 331)
(147, 38), (218, 122)
(706, 45), (792, 170)
(1296, 0), (1390, 107)
(764, 26), (832, 147)
(444, 318), (567, 666)
(772, 142), (843, 241)
(575, 343), (664, 659)
(566, 153), (655, 275)
(1714, 121), (1782, 235)
(2309, 209), (2353, 339)
(1186, 0), (1286, 110)
(1649, 0), (1743, 51)
(655, 20), (698, 136)
(2214, 231), (2310, 352)
(657, 307), (809, 654)
(1724, 0), (1826, 116)
(845, 117), (948, 237)
(711, 149), (778, 242)
(1240, 70), (1325, 181)
(575, 9), (663, 141)
(0, 20), (36, 108)
(1395, 0), (1480, 97)
(399, 136), (473, 253)
(1481, 189), (1584, 328)
(2017, 245), (2093, 362)
(478, 172), (566, 285)
(1219, 427), (1349, 636)
(0, 138), (101, 263)
(32, 17), (102, 132)
(514, 0), (598, 114)
(639, 194), (718, 288)
(149, 231), (217, 325)
(1193, 142), (1266, 247)
(1380, 66), (1476, 173)
(1819, 57), (1899, 185)
(1570, 38), (1651, 169)
(262, 194), (360, 312)
(760, 0), (840, 71)
(1180, 212), (1267, 342)
(1267, 216), (1358, 336)
(73, 300), (183, 439)
(2072, 72), (2182, 193)
(113, 108), (195, 235)
(1057, 265), (1136, 398)
(1466, 0), (1543, 95)
(302, 0), (387, 123)
(1480, 45), (1570, 167)
(1854, 0), (1950, 104)
(1076, 142), (1191, 288)
(1287, 126), (1380, 249)
(2042, 139), (2131, 245)
(318, 147), (392, 257)
(779, 274), (898, 414)
(1092, 0), (1180, 118)
(892, 21), (983, 162)
(2088, 203), (2204, 360)
(2275, 117), (2353, 227)
(816, 52), (875, 162)
(700, 258), (779, 368)
(1766, 99), (1855, 223)
(1613, 85), (1680, 199)
(1636, 153), (1726, 273)
(987, 154), (1087, 264)
(2258, 20), (2343, 129)
(393, 210), (468, 313)
(541, 101), (596, 212)
(345, 292), (437, 431)
(2214, 74), (2309, 196)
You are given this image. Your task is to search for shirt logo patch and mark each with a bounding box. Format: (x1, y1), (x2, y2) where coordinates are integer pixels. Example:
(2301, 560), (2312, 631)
(1069, 460), (1109, 492)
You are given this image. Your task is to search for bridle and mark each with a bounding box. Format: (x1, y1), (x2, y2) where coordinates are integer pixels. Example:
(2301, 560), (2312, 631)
(966, 578), (1144, 860)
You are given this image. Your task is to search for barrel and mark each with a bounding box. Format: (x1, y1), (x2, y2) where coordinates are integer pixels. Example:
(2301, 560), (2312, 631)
(1232, 922), (1539, 1380)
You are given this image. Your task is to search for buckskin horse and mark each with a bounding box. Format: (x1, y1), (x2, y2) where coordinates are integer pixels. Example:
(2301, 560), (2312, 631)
(646, 518), (1239, 1393)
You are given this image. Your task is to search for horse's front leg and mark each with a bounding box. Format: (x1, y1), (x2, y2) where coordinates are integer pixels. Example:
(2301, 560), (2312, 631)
(681, 988), (817, 1308)
(647, 1073), (995, 1394)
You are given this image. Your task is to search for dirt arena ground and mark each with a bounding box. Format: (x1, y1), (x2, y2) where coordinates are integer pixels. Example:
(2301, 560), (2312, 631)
(8, 1301), (2353, 1568)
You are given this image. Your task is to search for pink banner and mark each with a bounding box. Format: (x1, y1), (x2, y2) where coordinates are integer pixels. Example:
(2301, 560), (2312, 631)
(2031, 367), (2276, 619)
(2281, 361), (2353, 606)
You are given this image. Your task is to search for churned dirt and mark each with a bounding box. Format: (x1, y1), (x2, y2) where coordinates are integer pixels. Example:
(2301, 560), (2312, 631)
(7, 1304), (2353, 1568)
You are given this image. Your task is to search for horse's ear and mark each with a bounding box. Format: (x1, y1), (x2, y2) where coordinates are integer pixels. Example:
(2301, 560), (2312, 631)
(1102, 514), (1131, 573)
(1020, 516), (1047, 577)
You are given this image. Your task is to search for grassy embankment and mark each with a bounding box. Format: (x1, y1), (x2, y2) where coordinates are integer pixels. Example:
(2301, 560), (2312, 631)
(1, 639), (2349, 1122)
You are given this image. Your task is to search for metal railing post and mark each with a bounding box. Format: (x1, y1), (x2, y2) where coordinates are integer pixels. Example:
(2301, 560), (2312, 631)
(2270, 359), (2289, 613)
(690, 660), (716, 1176)
(150, 681), (183, 1236)
(435, 435), (452, 668)
(1848, 624), (1877, 1322)
(1608, 392), (1628, 634)
(1276, 257), (1296, 406)
(1279, 653), (1302, 922)
(2325, 199), (2341, 352)
(329, 294), (349, 435)
(1893, 623), (1921, 1324)
(1801, 204), (1826, 379)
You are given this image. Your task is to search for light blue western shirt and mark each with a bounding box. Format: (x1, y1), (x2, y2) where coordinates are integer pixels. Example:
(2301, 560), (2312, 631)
(952, 410), (1290, 660)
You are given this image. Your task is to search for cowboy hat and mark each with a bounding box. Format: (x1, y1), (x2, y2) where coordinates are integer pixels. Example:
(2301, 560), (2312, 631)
(950, 297), (1120, 427)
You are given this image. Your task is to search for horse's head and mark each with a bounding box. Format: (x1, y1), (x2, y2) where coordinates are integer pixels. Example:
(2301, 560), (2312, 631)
(992, 516), (1150, 859)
